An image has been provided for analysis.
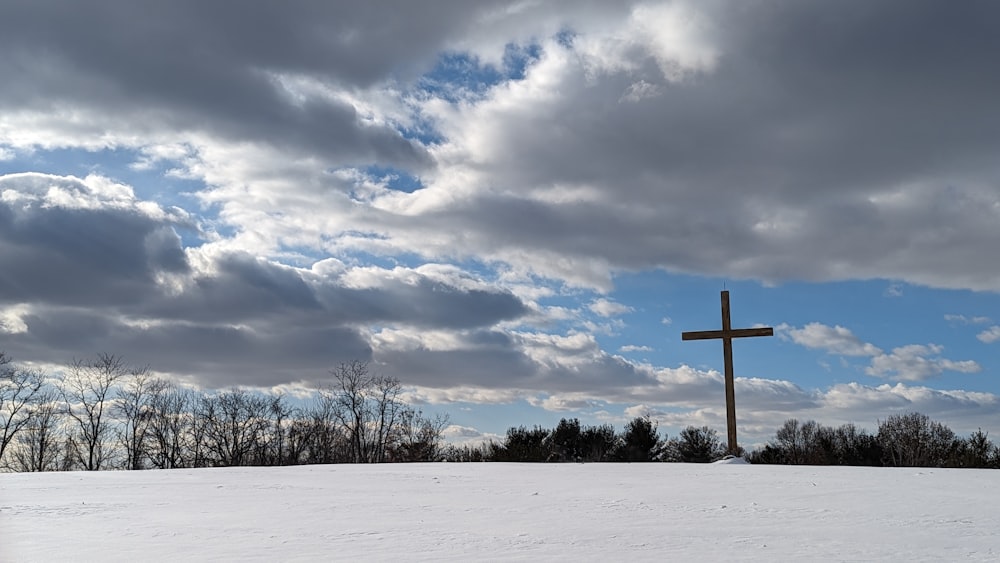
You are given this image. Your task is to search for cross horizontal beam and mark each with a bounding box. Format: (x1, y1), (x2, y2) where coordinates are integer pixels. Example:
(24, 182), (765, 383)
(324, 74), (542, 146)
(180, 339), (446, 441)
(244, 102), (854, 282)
(681, 327), (774, 341)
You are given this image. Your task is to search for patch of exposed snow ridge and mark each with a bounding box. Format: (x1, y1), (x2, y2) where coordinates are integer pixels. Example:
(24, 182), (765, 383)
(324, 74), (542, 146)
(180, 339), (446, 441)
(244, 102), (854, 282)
(712, 455), (749, 464)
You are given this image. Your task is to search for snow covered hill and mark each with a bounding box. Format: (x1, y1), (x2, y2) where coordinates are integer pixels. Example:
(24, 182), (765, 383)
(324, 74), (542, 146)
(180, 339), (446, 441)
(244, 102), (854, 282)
(3, 463), (998, 561)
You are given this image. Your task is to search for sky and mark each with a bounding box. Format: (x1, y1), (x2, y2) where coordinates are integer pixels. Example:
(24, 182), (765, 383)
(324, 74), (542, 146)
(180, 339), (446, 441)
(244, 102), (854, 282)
(1, 0), (998, 446)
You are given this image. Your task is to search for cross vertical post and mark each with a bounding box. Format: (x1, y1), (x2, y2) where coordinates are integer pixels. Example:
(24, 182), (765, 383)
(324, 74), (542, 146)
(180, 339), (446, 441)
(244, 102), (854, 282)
(682, 290), (773, 455)
(721, 291), (737, 454)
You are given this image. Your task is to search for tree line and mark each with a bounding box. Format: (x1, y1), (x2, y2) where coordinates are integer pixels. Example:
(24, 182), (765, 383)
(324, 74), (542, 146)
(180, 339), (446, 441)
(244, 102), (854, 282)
(444, 417), (730, 463)
(747, 414), (999, 468)
(5, 351), (999, 470)
(448, 414), (1000, 468)
(1, 354), (449, 472)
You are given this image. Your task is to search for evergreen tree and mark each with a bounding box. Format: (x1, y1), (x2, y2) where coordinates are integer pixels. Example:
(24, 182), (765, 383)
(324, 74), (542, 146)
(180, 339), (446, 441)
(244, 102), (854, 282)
(677, 426), (724, 463)
(546, 418), (583, 461)
(616, 416), (661, 462)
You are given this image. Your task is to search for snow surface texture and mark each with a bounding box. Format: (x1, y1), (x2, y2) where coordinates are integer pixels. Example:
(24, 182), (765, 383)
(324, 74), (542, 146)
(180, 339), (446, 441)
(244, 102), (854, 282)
(3, 463), (998, 561)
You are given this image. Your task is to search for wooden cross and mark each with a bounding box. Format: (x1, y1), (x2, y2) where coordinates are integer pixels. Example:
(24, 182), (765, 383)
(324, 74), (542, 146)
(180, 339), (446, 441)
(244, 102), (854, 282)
(682, 290), (773, 455)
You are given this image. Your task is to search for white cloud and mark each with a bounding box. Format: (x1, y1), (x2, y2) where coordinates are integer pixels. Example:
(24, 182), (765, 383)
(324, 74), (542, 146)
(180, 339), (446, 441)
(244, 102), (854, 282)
(0, 304), (30, 334)
(441, 425), (502, 447)
(620, 80), (662, 103)
(780, 322), (981, 383)
(529, 395), (596, 411)
(619, 345), (653, 353)
(588, 298), (633, 317)
(779, 322), (882, 357)
(574, 2), (718, 82)
(976, 326), (1000, 343)
(884, 283), (903, 297)
(945, 314), (992, 325)
(629, 2), (719, 78)
(865, 344), (981, 381)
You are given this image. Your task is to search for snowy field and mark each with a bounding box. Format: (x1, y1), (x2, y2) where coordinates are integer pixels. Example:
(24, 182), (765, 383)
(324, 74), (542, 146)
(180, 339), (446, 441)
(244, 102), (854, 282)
(3, 462), (999, 561)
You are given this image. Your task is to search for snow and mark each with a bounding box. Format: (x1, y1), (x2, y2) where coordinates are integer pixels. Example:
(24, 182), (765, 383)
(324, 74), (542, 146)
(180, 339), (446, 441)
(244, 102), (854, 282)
(3, 463), (999, 561)
(712, 455), (748, 464)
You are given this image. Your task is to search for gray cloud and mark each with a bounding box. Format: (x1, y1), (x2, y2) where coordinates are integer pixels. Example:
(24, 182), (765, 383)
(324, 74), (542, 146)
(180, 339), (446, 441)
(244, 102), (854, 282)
(385, 0), (1000, 289)
(6, 1), (998, 290)
(0, 0), (506, 168)
(373, 329), (660, 397)
(0, 173), (529, 386)
(5, 306), (373, 388)
(0, 174), (190, 307)
(0, 1), (997, 439)
(313, 277), (529, 330)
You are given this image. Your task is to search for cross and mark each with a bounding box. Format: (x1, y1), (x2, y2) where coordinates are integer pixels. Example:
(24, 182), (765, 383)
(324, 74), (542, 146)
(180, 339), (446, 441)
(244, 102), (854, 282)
(682, 290), (773, 455)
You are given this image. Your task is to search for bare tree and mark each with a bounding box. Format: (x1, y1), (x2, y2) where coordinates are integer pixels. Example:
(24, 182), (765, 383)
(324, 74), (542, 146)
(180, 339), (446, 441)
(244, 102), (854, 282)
(775, 419), (828, 464)
(329, 361), (370, 463)
(264, 394), (296, 465)
(295, 391), (347, 464)
(878, 412), (958, 467)
(961, 429), (995, 468)
(392, 409), (450, 462)
(370, 375), (404, 463)
(199, 388), (270, 467)
(0, 352), (46, 464)
(58, 353), (132, 470)
(9, 390), (62, 472)
(283, 417), (312, 465)
(59, 435), (79, 471)
(147, 384), (195, 469)
(114, 367), (158, 470)
(328, 361), (405, 463)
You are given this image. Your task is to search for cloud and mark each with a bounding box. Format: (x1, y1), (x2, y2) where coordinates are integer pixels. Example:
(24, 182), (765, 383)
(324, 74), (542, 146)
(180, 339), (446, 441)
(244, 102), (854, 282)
(619, 345), (653, 353)
(778, 323), (882, 357)
(3, 2), (1000, 293)
(0, 173), (533, 387)
(620, 80), (662, 103)
(884, 284), (903, 298)
(0, 2), (998, 442)
(817, 382), (999, 431)
(381, 1), (1000, 291)
(976, 326), (1000, 344)
(441, 424), (503, 447)
(588, 298), (633, 318)
(637, 380), (1000, 441)
(0, 304), (30, 334)
(780, 322), (980, 382)
(529, 395), (597, 412)
(372, 328), (661, 397)
(0, 173), (191, 307)
(865, 344), (981, 382)
(0, 1), (492, 168)
(945, 314), (992, 325)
